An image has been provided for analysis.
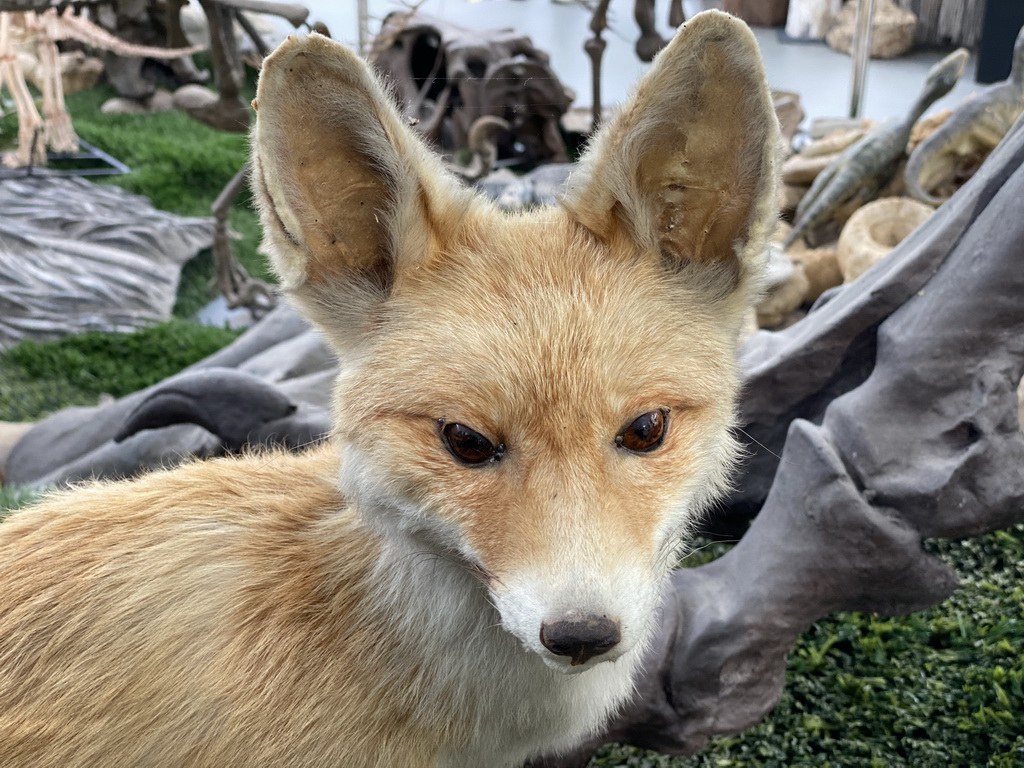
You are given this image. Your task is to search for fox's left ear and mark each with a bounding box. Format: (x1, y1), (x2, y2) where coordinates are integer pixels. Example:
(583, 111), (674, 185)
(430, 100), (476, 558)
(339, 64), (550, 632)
(562, 11), (779, 299)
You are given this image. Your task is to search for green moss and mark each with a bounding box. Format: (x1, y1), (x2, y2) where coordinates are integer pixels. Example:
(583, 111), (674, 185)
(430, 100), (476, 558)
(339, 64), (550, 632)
(677, 536), (737, 568)
(0, 319), (241, 421)
(591, 524), (1024, 767)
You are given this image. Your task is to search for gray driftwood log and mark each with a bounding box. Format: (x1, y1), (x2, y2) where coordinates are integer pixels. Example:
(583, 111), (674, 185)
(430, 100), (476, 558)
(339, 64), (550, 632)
(3, 113), (1024, 768)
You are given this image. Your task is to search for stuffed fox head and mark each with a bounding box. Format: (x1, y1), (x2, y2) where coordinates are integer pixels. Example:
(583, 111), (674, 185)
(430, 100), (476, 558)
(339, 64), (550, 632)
(252, 11), (778, 672)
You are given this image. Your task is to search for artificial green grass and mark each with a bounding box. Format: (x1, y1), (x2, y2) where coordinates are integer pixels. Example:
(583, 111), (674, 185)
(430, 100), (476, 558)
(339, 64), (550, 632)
(590, 525), (1024, 767)
(0, 486), (39, 521)
(63, 85), (247, 213)
(0, 319), (241, 422)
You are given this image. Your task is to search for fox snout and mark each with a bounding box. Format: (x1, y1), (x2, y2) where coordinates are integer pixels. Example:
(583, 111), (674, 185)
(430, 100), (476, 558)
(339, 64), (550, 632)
(487, 555), (666, 673)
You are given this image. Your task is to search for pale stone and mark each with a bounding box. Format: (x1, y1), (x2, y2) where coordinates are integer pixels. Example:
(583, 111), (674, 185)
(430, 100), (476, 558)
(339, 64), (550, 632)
(837, 197), (933, 281)
(782, 183), (808, 211)
(773, 90), (804, 146)
(172, 84), (220, 111)
(808, 116), (873, 140)
(757, 235), (811, 328)
(786, 0), (842, 39)
(826, 0), (918, 59)
(782, 153), (834, 184)
(147, 89), (176, 113)
(800, 127), (867, 157)
(791, 245), (842, 302)
(100, 96), (148, 115)
(773, 224), (841, 308)
(757, 261), (810, 328)
(782, 128), (868, 185)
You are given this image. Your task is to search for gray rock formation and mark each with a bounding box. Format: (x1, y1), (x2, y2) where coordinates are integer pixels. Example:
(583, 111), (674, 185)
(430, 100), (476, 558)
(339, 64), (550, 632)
(0, 176), (213, 350)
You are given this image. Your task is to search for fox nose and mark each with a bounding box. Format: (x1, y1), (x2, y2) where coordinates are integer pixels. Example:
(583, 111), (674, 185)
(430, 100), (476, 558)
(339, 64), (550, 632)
(539, 615), (621, 666)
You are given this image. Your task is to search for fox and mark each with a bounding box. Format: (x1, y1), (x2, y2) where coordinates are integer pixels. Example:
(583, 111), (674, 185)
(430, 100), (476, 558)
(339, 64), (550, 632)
(0, 11), (779, 768)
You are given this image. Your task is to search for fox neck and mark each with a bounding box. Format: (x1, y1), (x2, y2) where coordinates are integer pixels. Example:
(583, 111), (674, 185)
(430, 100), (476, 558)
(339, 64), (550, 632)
(356, 507), (651, 767)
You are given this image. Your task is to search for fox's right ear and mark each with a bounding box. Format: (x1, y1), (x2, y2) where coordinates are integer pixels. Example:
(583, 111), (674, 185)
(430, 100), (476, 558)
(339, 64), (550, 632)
(251, 33), (474, 346)
(562, 11), (779, 305)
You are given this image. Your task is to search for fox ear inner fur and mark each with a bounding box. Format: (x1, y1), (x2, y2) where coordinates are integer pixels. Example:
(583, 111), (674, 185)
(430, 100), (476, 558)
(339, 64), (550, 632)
(251, 32), (478, 343)
(562, 13), (779, 297)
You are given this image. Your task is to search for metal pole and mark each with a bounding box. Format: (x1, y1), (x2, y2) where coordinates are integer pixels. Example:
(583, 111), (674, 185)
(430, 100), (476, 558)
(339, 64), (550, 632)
(357, 0), (369, 56)
(848, 0), (876, 118)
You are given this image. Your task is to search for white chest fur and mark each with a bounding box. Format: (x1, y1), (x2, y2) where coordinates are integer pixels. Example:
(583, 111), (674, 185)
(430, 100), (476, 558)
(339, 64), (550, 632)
(372, 539), (646, 767)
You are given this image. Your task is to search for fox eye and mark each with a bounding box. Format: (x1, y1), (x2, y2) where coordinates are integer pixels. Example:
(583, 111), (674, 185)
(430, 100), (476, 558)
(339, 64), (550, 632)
(439, 421), (505, 466)
(616, 409), (668, 453)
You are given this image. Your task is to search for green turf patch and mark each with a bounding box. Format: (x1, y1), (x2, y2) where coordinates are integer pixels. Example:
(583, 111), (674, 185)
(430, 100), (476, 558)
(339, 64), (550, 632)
(0, 486), (40, 520)
(0, 319), (241, 421)
(591, 524), (1024, 767)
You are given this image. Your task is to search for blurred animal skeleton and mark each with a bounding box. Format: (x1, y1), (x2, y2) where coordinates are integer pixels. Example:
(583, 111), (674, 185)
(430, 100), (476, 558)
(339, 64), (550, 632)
(0, 5), (200, 167)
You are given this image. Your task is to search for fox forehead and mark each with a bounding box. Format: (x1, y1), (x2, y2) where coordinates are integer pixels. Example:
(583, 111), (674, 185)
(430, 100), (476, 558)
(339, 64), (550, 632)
(344, 208), (740, 433)
(331, 204), (740, 577)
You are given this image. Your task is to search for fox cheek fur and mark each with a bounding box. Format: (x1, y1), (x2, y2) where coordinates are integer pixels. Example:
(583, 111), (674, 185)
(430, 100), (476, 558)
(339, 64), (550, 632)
(0, 11), (778, 768)
(331, 293), (747, 672)
(320, 213), (752, 671)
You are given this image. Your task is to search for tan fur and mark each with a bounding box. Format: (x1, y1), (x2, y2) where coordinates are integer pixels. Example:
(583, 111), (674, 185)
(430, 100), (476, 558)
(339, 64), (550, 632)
(0, 448), (453, 766)
(0, 12), (779, 767)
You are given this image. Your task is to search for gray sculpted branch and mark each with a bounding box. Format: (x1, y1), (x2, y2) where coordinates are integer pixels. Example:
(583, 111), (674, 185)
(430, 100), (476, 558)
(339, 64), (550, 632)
(2, 307), (334, 488)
